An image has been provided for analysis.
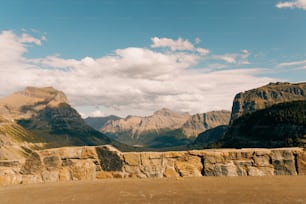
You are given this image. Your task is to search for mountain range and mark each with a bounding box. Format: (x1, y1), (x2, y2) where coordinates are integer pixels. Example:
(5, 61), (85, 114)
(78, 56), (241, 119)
(86, 108), (230, 148)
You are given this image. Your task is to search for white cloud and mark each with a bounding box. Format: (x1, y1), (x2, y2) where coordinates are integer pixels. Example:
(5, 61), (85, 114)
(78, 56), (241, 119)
(213, 50), (250, 65)
(195, 37), (201, 44)
(19, 33), (42, 46)
(151, 37), (210, 56)
(278, 59), (306, 67)
(276, 0), (306, 10)
(151, 37), (195, 51)
(0, 30), (274, 117)
(90, 110), (106, 117)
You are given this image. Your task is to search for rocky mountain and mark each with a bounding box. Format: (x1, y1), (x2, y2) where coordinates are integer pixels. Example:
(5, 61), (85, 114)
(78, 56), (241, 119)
(230, 82), (306, 123)
(0, 87), (133, 151)
(85, 115), (121, 130)
(182, 110), (230, 137)
(221, 100), (306, 148)
(100, 108), (230, 148)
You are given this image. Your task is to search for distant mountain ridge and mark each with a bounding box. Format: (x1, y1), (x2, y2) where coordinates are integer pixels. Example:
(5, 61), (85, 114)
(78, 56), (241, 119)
(99, 108), (230, 148)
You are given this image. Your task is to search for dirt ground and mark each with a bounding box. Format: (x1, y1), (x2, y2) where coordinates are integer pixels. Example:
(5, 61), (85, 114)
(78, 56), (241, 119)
(1, 176), (306, 204)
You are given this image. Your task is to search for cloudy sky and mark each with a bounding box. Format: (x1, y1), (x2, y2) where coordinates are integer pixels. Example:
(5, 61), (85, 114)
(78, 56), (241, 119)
(0, 0), (306, 117)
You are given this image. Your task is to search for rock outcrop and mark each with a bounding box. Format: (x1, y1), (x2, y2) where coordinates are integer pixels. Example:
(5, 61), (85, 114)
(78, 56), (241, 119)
(1, 145), (305, 185)
(230, 82), (306, 123)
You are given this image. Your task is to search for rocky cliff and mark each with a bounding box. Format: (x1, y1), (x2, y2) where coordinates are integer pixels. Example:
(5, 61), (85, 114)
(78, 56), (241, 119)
(182, 110), (230, 137)
(101, 108), (230, 148)
(221, 100), (306, 148)
(230, 82), (306, 123)
(1, 145), (306, 185)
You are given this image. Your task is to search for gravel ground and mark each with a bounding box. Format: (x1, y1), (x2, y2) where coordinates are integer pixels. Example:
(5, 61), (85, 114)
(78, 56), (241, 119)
(1, 176), (306, 204)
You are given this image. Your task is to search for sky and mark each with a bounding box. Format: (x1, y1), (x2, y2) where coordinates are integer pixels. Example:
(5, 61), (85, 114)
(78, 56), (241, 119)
(0, 0), (306, 117)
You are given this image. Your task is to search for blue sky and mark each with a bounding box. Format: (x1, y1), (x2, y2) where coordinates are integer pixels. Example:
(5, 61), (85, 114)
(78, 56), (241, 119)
(0, 0), (306, 117)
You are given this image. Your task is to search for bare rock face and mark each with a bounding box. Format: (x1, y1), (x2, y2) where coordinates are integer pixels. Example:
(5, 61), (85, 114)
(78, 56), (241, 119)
(182, 110), (230, 137)
(230, 82), (306, 123)
(0, 86), (68, 120)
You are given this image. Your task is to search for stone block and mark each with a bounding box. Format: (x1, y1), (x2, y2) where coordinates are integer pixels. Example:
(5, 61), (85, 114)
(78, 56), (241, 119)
(57, 147), (83, 159)
(203, 152), (224, 164)
(123, 153), (140, 166)
(175, 156), (202, 177)
(42, 169), (59, 182)
(247, 166), (274, 176)
(43, 155), (61, 168)
(297, 151), (306, 175)
(220, 161), (239, 176)
(96, 146), (123, 171)
(96, 171), (113, 179)
(59, 168), (72, 181)
(253, 155), (271, 167)
(22, 152), (43, 175)
(70, 159), (96, 180)
(271, 150), (297, 175)
(81, 147), (98, 159)
(163, 166), (179, 178)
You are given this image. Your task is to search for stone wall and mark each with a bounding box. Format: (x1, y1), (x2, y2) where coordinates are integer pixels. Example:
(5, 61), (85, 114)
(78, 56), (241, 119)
(1, 145), (305, 185)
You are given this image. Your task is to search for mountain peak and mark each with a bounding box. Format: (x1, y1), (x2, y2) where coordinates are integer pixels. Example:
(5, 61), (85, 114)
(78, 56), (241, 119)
(153, 108), (188, 117)
(154, 108), (174, 115)
(22, 86), (68, 104)
(0, 86), (68, 120)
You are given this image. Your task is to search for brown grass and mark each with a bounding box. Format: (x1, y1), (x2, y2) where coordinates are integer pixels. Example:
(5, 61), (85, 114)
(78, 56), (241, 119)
(1, 176), (306, 204)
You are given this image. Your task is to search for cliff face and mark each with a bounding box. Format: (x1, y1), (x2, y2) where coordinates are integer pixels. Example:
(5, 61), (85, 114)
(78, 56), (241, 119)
(222, 100), (306, 148)
(100, 109), (230, 148)
(182, 110), (230, 137)
(1, 145), (306, 185)
(230, 82), (306, 123)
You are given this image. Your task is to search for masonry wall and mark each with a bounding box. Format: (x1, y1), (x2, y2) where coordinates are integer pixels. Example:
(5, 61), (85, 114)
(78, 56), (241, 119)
(1, 145), (306, 185)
